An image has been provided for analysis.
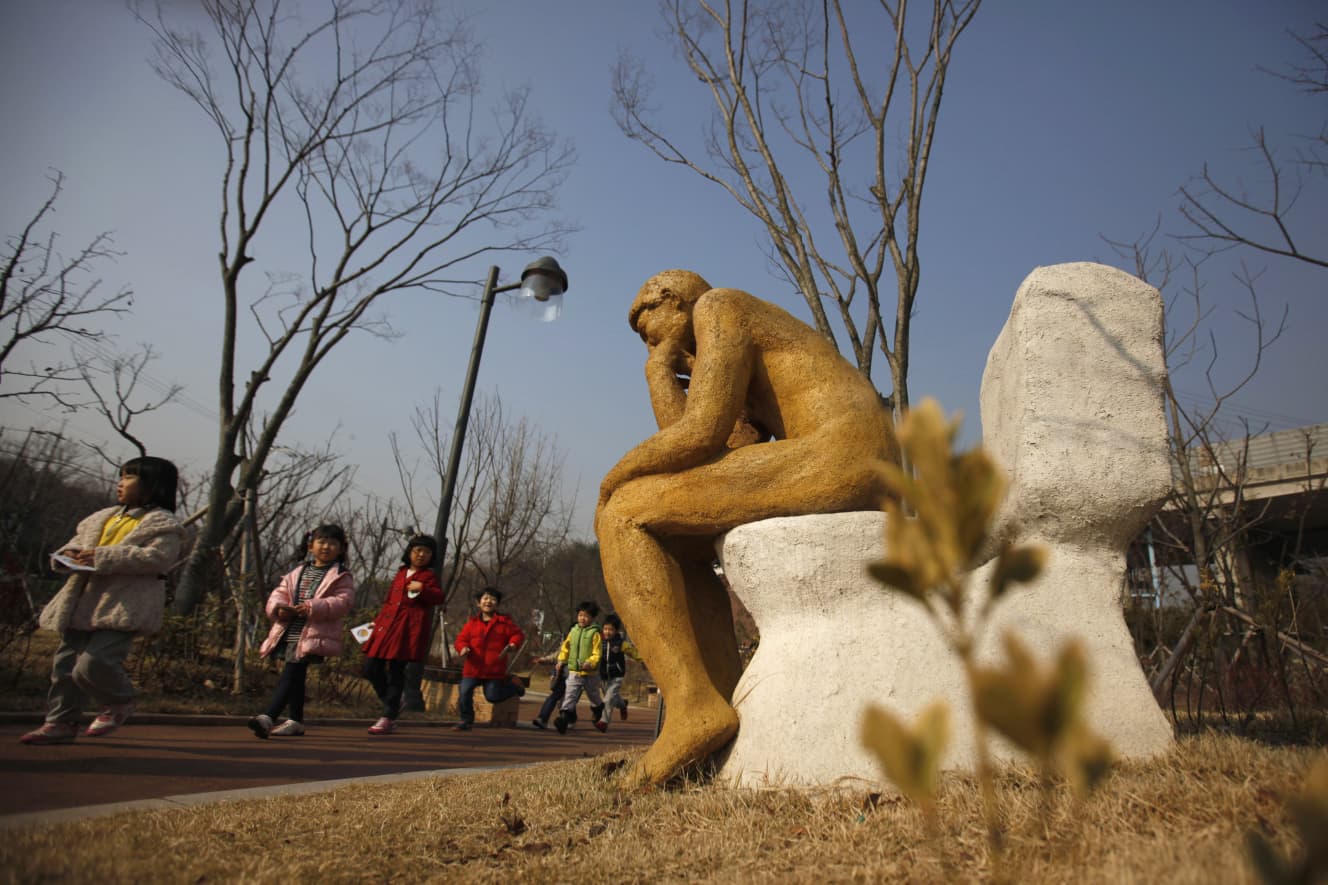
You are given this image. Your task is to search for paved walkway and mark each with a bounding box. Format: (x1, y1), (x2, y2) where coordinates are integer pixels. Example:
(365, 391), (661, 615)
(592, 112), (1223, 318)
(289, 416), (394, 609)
(0, 698), (656, 829)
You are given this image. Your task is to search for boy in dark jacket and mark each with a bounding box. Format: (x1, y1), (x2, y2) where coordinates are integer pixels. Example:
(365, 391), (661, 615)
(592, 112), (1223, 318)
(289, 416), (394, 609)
(594, 614), (641, 732)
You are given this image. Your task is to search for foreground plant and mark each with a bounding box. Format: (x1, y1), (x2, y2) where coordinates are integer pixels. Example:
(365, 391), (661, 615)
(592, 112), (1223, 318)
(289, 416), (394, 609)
(859, 399), (1113, 870)
(1247, 754), (1328, 885)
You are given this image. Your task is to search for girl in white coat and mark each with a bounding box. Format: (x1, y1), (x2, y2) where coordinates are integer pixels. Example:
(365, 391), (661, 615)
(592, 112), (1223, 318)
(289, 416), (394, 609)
(22, 456), (187, 745)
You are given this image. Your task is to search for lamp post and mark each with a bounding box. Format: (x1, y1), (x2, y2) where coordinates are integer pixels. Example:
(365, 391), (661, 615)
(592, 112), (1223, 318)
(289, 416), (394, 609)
(432, 257), (569, 567)
(404, 257), (567, 707)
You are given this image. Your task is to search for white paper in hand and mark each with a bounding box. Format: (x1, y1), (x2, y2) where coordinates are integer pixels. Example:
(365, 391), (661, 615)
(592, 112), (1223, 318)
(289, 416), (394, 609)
(51, 553), (94, 572)
(351, 622), (374, 644)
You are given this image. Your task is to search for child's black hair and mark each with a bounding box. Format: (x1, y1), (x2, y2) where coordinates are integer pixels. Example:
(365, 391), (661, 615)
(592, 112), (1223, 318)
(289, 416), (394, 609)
(577, 600), (600, 618)
(301, 523), (349, 564)
(121, 456), (179, 512)
(400, 534), (437, 566)
(475, 586), (502, 604)
(603, 613), (623, 631)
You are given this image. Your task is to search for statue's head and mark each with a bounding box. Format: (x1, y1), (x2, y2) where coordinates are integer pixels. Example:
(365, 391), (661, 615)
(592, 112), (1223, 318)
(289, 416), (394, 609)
(629, 269), (711, 334)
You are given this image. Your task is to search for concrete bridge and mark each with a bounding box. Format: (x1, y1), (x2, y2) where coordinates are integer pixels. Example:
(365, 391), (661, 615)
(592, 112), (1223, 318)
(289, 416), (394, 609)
(1128, 423), (1328, 607)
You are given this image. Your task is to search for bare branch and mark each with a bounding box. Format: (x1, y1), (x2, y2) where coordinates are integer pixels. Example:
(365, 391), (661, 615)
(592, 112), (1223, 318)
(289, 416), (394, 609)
(1177, 22), (1328, 271)
(72, 344), (184, 463)
(0, 171), (134, 403)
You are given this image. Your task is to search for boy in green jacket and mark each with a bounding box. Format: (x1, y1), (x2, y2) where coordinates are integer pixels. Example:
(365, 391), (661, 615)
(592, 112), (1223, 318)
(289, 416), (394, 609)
(553, 600), (603, 734)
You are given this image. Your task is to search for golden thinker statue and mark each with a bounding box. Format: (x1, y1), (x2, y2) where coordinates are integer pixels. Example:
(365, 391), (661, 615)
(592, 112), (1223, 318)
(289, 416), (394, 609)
(595, 269), (900, 785)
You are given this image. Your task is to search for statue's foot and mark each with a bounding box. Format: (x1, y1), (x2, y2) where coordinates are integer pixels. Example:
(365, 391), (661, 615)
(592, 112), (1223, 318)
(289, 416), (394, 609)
(625, 698), (738, 787)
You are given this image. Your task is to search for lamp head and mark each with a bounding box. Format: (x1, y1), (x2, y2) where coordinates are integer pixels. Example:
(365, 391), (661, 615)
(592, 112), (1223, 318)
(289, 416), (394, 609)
(520, 256), (568, 302)
(519, 256), (568, 322)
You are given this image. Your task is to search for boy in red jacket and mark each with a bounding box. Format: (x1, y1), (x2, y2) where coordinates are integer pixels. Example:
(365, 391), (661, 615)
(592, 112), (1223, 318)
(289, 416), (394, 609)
(452, 587), (525, 730)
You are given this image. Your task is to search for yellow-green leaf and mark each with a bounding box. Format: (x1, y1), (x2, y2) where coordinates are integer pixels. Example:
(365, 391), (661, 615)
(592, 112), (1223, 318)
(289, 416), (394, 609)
(1288, 755), (1328, 876)
(1245, 832), (1293, 885)
(860, 702), (950, 805)
(1047, 642), (1088, 741)
(990, 543), (1047, 601)
(866, 561), (929, 604)
(953, 449), (1005, 563)
(1062, 726), (1115, 797)
(974, 634), (1093, 761)
(972, 664), (1047, 757)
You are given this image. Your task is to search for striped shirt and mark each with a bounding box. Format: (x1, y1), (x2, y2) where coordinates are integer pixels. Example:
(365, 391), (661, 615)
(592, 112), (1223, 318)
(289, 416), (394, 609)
(283, 563), (329, 661)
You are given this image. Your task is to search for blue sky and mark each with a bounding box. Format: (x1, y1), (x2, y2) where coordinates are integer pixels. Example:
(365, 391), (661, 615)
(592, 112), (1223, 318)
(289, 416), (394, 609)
(1, 0), (1324, 540)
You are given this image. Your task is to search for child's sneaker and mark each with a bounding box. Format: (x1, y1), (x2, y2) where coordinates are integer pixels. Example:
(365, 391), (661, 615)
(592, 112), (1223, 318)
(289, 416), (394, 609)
(368, 717), (396, 735)
(19, 722), (77, 745)
(590, 704), (605, 722)
(452, 722), (471, 731)
(247, 714), (273, 739)
(530, 718), (547, 729)
(619, 706), (628, 721)
(84, 701), (136, 737)
(594, 719), (608, 733)
(270, 719), (305, 736)
(554, 715), (568, 734)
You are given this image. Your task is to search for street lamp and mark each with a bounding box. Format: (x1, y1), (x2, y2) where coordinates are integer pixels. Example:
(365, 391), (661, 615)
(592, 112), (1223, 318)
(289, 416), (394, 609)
(403, 257), (567, 704)
(432, 257), (569, 565)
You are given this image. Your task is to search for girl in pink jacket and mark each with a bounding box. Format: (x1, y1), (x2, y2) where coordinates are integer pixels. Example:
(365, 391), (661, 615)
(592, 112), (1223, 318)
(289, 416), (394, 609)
(247, 524), (355, 739)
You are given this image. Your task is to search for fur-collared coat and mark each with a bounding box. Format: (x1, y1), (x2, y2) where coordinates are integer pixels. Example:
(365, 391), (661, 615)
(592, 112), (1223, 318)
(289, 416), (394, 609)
(38, 506), (188, 635)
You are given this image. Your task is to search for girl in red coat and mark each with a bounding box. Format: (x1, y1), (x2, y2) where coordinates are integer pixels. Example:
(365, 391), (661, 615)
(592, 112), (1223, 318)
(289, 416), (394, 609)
(452, 587), (526, 730)
(361, 535), (444, 734)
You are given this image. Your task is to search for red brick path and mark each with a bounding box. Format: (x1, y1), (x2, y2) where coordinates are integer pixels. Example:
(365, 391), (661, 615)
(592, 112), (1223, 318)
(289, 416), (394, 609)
(0, 700), (654, 816)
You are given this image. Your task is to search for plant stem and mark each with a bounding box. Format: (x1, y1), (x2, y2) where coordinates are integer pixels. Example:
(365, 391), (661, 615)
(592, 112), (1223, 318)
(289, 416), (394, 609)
(962, 654), (1006, 880)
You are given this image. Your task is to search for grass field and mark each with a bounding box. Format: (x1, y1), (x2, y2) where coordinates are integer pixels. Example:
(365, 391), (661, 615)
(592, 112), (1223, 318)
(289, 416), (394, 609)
(2, 731), (1321, 883)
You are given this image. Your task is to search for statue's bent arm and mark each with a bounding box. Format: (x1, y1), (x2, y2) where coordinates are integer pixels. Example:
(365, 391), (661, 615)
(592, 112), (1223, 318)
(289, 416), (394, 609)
(599, 295), (753, 503)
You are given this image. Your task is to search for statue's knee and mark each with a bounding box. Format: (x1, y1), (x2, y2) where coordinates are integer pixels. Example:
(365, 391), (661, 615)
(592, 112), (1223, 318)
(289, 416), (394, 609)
(598, 495), (640, 531)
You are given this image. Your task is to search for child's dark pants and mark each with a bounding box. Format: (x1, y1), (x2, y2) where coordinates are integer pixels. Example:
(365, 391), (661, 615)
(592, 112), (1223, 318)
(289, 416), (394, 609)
(265, 660), (310, 722)
(363, 657), (408, 719)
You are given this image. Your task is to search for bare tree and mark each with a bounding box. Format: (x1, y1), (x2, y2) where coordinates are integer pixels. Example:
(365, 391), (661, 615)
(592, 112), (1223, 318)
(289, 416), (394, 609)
(1177, 23), (1327, 270)
(0, 429), (111, 578)
(0, 171), (133, 403)
(135, 0), (575, 612)
(466, 400), (574, 591)
(1104, 230), (1328, 729)
(245, 440), (357, 583)
(396, 391), (572, 612)
(612, 0), (983, 414)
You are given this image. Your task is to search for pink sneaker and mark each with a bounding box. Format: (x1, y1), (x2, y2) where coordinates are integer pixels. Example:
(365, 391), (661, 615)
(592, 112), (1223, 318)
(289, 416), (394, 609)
(20, 722), (78, 745)
(85, 702), (136, 737)
(368, 717), (397, 735)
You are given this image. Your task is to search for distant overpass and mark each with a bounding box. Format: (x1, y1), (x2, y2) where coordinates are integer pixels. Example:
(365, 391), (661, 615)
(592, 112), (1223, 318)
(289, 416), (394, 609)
(1129, 423), (1328, 606)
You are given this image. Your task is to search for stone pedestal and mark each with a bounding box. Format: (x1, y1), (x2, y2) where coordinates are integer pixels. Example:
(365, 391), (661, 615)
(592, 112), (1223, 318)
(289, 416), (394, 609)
(717, 512), (966, 788)
(421, 668), (525, 726)
(974, 262), (1173, 756)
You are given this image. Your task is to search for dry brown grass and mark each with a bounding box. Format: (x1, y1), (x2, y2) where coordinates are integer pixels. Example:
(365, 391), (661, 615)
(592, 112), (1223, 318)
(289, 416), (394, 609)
(2, 732), (1321, 883)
